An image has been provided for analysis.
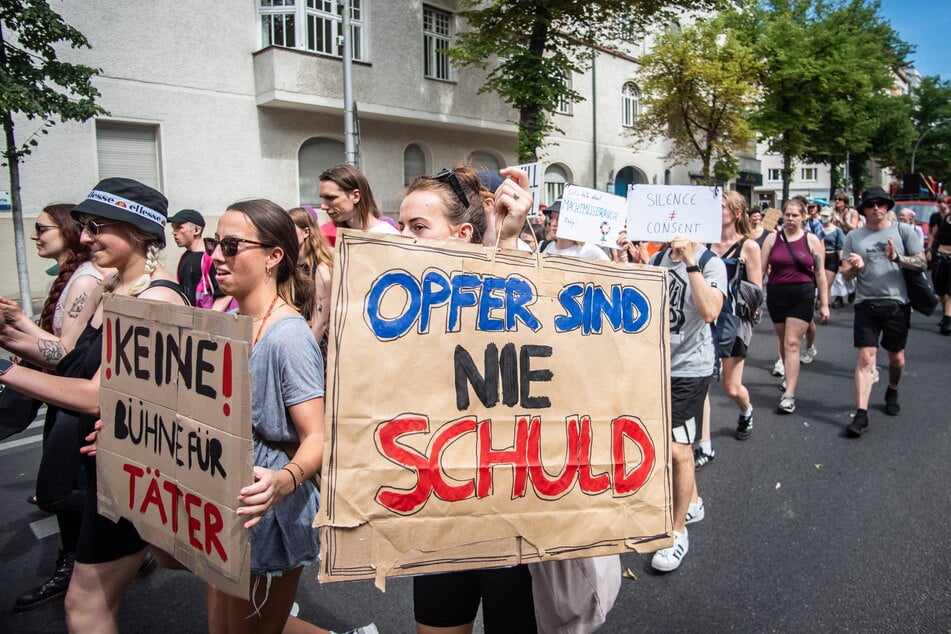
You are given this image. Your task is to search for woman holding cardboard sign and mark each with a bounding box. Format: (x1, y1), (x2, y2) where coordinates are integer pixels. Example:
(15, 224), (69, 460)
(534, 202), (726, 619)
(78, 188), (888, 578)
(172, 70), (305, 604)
(0, 178), (188, 632)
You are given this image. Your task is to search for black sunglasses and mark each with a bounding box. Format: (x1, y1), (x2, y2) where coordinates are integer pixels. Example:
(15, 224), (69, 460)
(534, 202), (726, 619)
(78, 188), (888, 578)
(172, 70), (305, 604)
(424, 168), (470, 210)
(34, 222), (58, 234)
(75, 219), (119, 235)
(204, 236), (273, 257)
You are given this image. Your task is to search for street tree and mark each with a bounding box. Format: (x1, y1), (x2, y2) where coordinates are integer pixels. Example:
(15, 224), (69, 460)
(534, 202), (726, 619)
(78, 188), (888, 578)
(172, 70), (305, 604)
(627, 16), (762, 184)
(905, 76), (951, 184)
(1, 0), (105, 316)
(448, 0), (719, 162)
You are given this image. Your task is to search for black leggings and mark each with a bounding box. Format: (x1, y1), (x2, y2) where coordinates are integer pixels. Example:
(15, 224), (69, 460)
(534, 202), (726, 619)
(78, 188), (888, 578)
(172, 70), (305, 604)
(36, 408), (87, 553)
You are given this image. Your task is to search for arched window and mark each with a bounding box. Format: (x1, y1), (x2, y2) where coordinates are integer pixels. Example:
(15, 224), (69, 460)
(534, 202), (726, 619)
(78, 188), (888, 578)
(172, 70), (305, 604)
(468, 150), (502, 172)
(544, 164), (570, 204)
(403, 143), (427, 186)
(622, 82), (640, 128)
(298, 137), (344, 205)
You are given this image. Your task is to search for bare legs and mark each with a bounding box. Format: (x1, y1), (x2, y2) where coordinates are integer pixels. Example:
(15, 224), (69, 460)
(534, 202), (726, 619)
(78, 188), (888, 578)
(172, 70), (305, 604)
(65, 548), (149, 634)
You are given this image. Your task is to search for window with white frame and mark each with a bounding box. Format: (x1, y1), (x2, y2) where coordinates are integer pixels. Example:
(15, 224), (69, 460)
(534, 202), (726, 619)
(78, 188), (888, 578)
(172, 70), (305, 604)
(258, 0), (366, 61)
(96, 121), (162, 190)
(801, 167), (818, 181)
(423, 6), (452, 81)
(621, 82), (640, 127)
(544, 164), (569, 204)
(555, 73), (572, 115)
(767, 168), (782, 181)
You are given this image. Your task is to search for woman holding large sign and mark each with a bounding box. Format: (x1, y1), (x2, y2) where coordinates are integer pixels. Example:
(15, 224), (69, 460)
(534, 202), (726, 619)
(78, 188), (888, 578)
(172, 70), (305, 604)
(0, 178), (187, 631)
(398, 164), (541, 633)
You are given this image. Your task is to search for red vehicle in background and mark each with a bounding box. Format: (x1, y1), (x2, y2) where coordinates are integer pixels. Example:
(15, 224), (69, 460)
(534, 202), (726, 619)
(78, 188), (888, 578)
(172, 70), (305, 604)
(891, 173), (942, 248)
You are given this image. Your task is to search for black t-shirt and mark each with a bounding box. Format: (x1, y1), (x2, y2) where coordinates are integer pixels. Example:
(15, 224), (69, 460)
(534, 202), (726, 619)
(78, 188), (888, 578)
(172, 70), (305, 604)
(176, 250), (221, 306)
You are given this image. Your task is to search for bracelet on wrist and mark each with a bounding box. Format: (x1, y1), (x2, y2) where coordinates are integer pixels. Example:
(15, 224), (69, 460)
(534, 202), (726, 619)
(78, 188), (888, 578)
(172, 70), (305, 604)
(281, 466), (299, 488)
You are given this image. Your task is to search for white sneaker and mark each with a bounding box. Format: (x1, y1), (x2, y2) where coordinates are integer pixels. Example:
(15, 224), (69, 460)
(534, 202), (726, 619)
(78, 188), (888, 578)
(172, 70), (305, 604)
(652, 530), (689, 572)
(871, 367), (880, 383)
(772, 358), (785, 377)
(800, 345), (818, 364)
(777, 394), (796, 414)
(686, 497), (705, 524)
(331, 625), (379, 634)
(290, 602), (300, 618)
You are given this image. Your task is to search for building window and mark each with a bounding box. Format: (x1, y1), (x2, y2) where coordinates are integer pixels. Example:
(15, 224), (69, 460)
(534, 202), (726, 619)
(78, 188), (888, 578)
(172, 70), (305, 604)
(801, 167), (818, 181)
(403, 143), (427, 186)
(555, 73), (572, 115)
(299, 137), (344, 205)
(96, 121), (162, 190)
(258, 0), (366, 61)
(621, 82), (639, 128)
(767, 168), (782, 181)
(423, 5), (452, 81)
(544, 164), (569, 204)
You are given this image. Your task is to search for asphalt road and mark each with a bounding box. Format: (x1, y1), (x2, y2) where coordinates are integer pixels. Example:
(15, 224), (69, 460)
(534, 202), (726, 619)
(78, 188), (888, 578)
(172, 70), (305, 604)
(2, 307), (949, 633)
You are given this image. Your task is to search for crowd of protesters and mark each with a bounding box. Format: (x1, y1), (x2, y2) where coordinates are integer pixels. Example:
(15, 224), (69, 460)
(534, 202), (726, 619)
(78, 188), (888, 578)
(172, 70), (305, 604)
(0, 165), (945, 632)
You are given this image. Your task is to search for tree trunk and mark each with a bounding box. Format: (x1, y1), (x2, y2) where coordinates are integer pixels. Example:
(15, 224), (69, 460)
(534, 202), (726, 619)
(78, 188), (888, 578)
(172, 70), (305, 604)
(781, 151), (792, 207)
(2, 110), (33, 319)
(517, 8), (550, 163)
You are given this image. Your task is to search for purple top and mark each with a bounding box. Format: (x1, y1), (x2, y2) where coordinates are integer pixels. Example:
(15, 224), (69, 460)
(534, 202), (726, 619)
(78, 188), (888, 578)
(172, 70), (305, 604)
(768, 232), (814, 284)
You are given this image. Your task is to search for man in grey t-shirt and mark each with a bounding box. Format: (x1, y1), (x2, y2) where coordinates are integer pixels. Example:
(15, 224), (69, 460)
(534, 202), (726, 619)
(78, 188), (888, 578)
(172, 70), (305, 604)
(840, 187), (926, 437)
(649, 236), (726, 571)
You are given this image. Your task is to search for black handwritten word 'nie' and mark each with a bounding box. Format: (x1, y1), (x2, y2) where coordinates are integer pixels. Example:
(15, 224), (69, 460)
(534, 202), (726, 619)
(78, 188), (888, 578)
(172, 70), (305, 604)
(454, 343), (552, 410)
(112, 318), (217, 398)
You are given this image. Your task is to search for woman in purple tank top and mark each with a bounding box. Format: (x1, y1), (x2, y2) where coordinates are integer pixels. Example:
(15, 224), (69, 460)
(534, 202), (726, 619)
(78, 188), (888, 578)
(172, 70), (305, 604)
(760, 199), (829, 414)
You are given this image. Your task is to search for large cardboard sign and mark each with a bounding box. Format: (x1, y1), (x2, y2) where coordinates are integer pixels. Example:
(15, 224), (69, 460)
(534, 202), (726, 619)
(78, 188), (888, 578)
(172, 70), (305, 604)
(97, 295), (253, 599)
(556, 185), (627, 247)
(317, 231), (673, 589)
(626, 184), (722, 244)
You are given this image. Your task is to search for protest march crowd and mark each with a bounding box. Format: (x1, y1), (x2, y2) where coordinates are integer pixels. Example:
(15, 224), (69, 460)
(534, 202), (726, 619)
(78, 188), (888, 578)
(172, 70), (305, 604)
(0, 160), (948, 633)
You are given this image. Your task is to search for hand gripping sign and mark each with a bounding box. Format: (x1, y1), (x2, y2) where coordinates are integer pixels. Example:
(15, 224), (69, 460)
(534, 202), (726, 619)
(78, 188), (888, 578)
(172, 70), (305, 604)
(317, 230), (674, 589)
(97, 295), (253, 599)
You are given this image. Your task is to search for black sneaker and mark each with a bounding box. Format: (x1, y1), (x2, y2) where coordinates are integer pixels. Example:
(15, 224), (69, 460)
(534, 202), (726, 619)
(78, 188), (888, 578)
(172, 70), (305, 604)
(693, 446), (715, 469)
(847, 411), (869, 437)
(884, 387), (900, 416)
(736, 410), (753, 440)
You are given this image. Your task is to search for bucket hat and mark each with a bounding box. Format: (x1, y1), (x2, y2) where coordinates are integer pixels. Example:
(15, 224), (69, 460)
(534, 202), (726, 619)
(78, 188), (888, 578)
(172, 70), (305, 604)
(71, 178), (168, 246)
(855, 186), (894, 214)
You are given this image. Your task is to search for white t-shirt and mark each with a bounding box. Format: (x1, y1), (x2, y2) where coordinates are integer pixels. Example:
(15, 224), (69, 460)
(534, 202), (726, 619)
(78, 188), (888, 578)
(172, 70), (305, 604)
(542, 241), (610, 261)
(367, 220), (400, 235)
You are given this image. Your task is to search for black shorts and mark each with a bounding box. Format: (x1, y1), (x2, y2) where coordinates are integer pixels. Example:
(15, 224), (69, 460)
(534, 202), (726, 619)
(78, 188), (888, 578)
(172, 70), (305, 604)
(414, 566), (537, 630)
(74, 455), (147, 564)
(853, 300), (911, 352)
(670, 376), (711, 445)
(712, 314), (747, 359)
(933, 253), (951, 295)
(766, 282), (816, 323)
(824, 252), (841, 273)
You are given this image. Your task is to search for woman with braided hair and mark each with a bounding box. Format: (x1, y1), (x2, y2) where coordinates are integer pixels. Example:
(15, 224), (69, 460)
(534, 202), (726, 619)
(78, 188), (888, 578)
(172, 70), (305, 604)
(0, 203), (113, 611)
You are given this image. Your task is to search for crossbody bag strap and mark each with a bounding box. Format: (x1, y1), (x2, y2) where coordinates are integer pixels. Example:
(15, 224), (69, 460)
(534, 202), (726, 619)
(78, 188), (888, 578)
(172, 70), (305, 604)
(779, 230), (815, 279)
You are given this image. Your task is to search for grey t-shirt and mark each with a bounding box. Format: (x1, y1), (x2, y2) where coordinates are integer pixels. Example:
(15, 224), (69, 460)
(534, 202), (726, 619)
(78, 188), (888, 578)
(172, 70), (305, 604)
(653, 246), (727, 377)
(248, 315), (324, 573)
(842, 222), (922, 304)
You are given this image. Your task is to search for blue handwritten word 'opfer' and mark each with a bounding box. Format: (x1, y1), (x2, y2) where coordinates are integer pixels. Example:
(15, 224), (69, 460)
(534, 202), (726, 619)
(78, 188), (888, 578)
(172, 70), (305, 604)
(365, 270), (541, 340)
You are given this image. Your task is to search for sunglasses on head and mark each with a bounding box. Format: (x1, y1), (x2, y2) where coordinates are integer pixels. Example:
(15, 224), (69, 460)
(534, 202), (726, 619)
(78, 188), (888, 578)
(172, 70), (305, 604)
(203, 236), (273, 257)
(34, 222), (58, 234)
(75, 218), (118, 235)
(424, 168), (470, 210)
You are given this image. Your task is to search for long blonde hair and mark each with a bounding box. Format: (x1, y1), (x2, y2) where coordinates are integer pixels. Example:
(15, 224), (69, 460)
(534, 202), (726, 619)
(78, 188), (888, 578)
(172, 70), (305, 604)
(288, 207), (333, 276)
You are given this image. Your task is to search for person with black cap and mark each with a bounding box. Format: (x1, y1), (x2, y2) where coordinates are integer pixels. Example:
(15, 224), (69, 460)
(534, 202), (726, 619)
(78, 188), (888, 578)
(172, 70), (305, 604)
(840, 186), (927, 436)
(169, 208), (216, 306)
(0, 177), (188, 631)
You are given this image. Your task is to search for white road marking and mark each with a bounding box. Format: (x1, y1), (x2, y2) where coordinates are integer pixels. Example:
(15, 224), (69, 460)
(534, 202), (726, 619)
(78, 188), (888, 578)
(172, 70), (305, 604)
(30, 515), (60, 540)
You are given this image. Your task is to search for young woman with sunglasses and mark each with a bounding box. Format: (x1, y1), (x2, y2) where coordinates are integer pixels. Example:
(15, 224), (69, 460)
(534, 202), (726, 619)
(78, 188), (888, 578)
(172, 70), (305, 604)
(0, 178), (187, 632)
(0, 204), (114, 611)
(399, 164), (537, 634)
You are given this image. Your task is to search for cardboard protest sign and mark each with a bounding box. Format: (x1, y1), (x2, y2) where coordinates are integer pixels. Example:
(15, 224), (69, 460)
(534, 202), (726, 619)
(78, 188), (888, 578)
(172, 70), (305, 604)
(763, 207), (782, 231)
(556, 185), (627, 247)
(317, 230), (673, 589)
(513, 161), (541, 218)
(97, 295), (253, 599)
(626, 185), (722, 244)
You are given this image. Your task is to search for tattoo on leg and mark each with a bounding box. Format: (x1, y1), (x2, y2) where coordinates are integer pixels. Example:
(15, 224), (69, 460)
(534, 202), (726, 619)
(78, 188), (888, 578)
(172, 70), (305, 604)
(37, 339), (65, 363)
(888, 363), (903, 387)
(66, 291), (89, 320)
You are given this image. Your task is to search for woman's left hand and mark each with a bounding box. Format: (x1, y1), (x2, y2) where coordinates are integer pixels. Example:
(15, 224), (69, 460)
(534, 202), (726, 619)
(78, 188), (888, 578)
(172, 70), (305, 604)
(236, 466), (291, 529)
(79, 419), (103, 457)
(818, 305), (830, 324)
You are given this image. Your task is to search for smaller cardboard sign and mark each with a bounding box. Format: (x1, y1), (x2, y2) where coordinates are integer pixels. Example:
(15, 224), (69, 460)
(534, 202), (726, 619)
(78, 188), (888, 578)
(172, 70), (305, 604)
(513, 161), (541, 218)
(555, 185), (627, 247)
(626, 185), (722, 244)
(763, 208), (782, 231)
(97, 295), (253, 599)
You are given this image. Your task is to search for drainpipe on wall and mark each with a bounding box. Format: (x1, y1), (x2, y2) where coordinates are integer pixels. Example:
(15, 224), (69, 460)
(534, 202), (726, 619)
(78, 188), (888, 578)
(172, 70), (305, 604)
(341, 0), (358, 166)
(591, 52), (597, 189)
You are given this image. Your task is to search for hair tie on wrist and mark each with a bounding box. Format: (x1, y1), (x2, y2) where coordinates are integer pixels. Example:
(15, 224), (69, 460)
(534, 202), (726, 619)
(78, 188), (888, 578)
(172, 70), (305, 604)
(281, 466), (299, 488)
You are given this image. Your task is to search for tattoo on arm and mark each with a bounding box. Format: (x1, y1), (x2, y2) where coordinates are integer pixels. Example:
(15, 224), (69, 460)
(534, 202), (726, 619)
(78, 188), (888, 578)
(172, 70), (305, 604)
(66, 291), (89, 319)
(37, 338), (65, 362)
(902, 253), (927, 271)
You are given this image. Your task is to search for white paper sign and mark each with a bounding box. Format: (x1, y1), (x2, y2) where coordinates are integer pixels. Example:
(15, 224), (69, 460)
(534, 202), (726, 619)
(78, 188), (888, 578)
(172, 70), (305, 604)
(555, 185), (627, 247)
(513, 161), (541, 217)
(626, 185), (722, 244)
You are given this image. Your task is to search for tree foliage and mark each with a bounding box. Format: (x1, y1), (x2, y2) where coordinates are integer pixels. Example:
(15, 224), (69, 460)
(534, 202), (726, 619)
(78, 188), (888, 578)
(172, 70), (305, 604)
(904, 76), (951, 184)
(1, 0), (106, 314)
(627, 16), (762, 184)
(449, 0), (720, 162)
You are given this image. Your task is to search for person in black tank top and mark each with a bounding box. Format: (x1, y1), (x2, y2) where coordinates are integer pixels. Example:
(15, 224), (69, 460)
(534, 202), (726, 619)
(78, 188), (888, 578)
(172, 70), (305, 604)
(0, 178), (187, 631)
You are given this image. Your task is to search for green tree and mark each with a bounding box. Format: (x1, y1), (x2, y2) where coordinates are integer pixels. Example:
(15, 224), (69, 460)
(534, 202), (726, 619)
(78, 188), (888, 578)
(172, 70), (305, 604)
(627, 16), (762, 184)
(449, 0), (719, 162)
(905, 76), (951, 185)
(1, 0), (106, 316)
